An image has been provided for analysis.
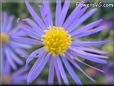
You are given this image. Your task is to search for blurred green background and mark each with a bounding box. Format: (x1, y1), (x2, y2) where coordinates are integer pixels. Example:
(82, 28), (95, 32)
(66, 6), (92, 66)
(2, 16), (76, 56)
(2, 0), (114, 85)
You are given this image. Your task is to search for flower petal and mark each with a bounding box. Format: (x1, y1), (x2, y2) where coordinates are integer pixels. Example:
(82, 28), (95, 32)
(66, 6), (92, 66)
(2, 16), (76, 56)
(11, 26), (21, 33)
(48, 57), (54, 84)
(53, 57), (61, 84)
(10, 41), (31, 49)
(5, 46), (17, 69)
(71, 40), (108, 47)
(67, 57), (95, 82)
(12, 74), (27, 83)
(12, 37), (41, 45)
(5, 16), (14, 32)
(25, 0), (46, 29)
(66, 52), (104, 73)
(17, 21), (41, 39)
(42, 0), (53, 25)
(77, 47), (108, 55)
(12, 66), (28, 77)
(27, 54), (50, 83)
(10, 46), (28, 58)
(9, 48), (23, 65)
(72, 47), (108, 59)
(26, 48), (45, 65)
(58, 0), (70, 26)
(61, 56), (82, 84)
(39, 5), (48, 26)
(67, 8), (97, 32)
(74, 25), (107, 38)
(2, 12), (8, 31)
(2, 60), (11, 75)
(57, 57), (69, 84)
(70, 19), (103, 36)
(55, 0), (61, 26)
(63, 0), (85, 29)
(22, 18), (43, 35)
(9, 26), (27, 37)
(69, 48), (107, 64)
(11, 30), (26, 37)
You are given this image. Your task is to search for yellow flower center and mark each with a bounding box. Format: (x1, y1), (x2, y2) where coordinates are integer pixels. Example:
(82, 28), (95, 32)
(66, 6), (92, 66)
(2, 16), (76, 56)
(0, 33), (9, 45)
(42, 26), (71, 55)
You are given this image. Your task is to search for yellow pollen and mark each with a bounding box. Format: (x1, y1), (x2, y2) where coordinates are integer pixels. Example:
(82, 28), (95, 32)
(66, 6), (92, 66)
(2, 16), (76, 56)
(0, 33), (9, 45)
(42, 26), (71, 55)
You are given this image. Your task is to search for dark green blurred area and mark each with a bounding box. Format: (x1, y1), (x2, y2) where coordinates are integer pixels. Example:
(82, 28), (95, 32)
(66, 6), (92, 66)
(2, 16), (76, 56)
(2, 0), (114, 85)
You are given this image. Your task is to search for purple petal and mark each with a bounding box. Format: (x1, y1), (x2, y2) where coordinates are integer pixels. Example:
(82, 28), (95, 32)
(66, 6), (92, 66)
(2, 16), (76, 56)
(58, 0), (70, 26)
(22, 18), (43, 35)
(10, 26), (27, 37)
(70, 19), (103, 36)
(69, 48), (107, 64)
(48, 57), (54, 84)
(39, 5), (48, 26)
(12, 66), (28, 77)
(61, 55), (82, 84)
(11, 46), (28, 58)
(65, 6), (88, 31)
(36, 49), (47, 62)
(9, 48), (23, 65)
(57, 57), (69, 84)
(1, 48), (5, 72)
(27, 54), (50, 83)
(55, 0), (61, 26)
(11, 30), (26, 37)
(63, 0), (85, 29)
(11, 26), (21, 33)
(66, 6), (88, 31)
(71, 40), (108, 47)
(2, 61), (11, 75)
(2, 12), (8, 31)
(10, 41), (31, 49)
(72, 47), (108, 59)
(67, 8), (97, 33)
(53, 57), (61, 84)
(12, 75), (27, 82)
(73, 25), (107, 38)
(12, 37), (41, 45)
(25, 0), (46, 29)
(67, 57), (95, 82)
(5, 16), (14, 32)
(66, 52), (104, 73)
(4, 46), (17, 69)
(77, 47), (108, 55)
(42, 0), (53, 25)
(26, 48), (45, 65)
(17, 21), (41, 39)
(78, 6), (88, 16)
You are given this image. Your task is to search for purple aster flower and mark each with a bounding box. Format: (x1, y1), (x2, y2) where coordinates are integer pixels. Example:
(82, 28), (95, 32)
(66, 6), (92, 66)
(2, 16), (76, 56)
(1, 61), (28, 85)
(17, 0), (108, 84)
(0, 12), (31, 70)
(1, 60), (45, 85)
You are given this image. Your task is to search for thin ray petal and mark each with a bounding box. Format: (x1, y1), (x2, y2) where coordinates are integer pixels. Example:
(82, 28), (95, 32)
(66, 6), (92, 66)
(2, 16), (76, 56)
(61, 55), (82, 84)
(27, 54), (50, 83)
(57, 57), (69, 84)
(48, 57), (55, 84)
(24, 0), (46, 29)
